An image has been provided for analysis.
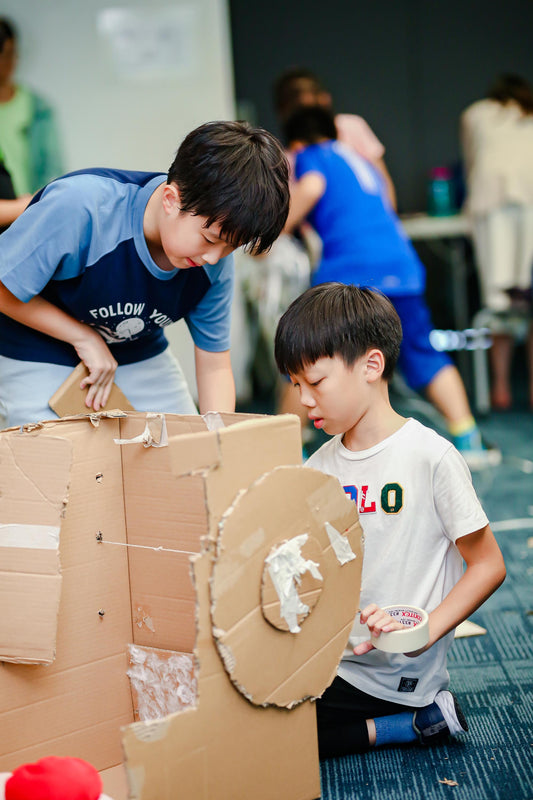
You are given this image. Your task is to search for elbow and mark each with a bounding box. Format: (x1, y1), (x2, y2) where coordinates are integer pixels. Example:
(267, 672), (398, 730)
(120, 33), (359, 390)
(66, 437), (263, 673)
(493, 555), (507, 591)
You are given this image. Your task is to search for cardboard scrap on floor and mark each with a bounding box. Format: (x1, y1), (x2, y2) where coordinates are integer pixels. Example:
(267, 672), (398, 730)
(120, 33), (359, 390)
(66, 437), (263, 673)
(454, 619), (487, 638)
(0, 411), (363, 800)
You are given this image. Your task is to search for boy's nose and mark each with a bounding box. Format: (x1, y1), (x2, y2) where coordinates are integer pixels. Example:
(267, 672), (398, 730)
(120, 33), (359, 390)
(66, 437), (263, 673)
(299, 386), (315, 407)
(202, 244), (226, 265)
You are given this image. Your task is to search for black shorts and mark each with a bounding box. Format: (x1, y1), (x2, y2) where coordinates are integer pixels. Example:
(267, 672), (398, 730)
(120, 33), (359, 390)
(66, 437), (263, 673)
(316, 676), (415, 758)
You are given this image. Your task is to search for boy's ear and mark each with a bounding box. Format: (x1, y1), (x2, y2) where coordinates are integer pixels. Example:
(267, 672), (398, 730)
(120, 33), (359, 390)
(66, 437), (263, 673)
(364, 348), (385, 382)
(162, 183), (180, 214)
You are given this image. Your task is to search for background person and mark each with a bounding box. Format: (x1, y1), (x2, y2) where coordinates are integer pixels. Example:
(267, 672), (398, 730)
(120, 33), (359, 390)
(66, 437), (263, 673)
(273, 66), (397, 210)
(461, 73), (533, 410)
(0, 17), (63, 196)
(282, 105), (497, 468)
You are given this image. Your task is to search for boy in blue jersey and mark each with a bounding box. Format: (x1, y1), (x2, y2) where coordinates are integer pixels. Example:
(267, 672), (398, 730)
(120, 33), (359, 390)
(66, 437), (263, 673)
(282, 105), (498, 469)
(274, 282), (505, 758)
(0, 120), (289, 426)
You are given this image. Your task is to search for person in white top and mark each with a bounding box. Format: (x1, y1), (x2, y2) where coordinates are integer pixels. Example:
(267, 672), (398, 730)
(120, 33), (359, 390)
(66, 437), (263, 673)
(274, 282), (506, 758)
(461, 74), (533, 410)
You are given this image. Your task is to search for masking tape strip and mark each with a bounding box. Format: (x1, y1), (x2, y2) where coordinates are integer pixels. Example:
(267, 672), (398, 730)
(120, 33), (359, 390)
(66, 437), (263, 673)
(202, 411), (226, 431)
(264, 533), (323, 633)
(114, 413), (168, 448)
(371, 604), (429, 653)
(0, 523), (60, 550)
(324, 521), (357, 565)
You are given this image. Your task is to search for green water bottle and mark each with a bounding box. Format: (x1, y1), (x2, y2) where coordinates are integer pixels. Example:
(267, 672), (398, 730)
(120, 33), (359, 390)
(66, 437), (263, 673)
(427, 167), (456, 216)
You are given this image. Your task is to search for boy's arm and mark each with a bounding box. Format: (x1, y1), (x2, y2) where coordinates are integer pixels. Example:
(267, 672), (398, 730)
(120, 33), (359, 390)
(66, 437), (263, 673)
(0, 281), (118, 411)
(194, 346), (235, 414)
(0, 195), (32, 226)
(284, 172), (326, 234)
(407, 524), (506, 657)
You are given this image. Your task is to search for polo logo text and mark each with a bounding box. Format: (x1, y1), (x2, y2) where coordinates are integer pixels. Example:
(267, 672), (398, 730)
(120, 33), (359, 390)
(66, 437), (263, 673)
(343, 483), (404, 514)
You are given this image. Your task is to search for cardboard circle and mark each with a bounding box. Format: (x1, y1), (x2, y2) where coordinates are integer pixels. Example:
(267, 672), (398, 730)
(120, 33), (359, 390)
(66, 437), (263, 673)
(261, 534), (324, 632)
(210, 465), (363, 708)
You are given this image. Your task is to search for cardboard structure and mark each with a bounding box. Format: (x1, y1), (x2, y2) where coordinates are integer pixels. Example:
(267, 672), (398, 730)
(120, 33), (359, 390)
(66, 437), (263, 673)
(0, 411), (363, 800)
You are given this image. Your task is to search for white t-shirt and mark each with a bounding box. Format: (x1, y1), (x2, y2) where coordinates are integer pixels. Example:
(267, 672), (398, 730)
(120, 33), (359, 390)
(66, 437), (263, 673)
(306, 418), (488, 706)
(461, 98), (533, 215)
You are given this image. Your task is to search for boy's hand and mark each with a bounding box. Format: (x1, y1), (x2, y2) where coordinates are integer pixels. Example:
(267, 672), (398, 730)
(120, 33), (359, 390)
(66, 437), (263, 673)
(73, 327), (118, 412)
(353, 603), (405, 655)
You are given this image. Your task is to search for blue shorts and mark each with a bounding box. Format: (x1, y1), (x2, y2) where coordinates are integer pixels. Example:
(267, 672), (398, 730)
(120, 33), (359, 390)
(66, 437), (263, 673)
(392, 294), (452, 391)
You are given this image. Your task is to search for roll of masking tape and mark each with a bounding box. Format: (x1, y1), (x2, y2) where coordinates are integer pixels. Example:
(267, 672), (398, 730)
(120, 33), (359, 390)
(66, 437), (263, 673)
(370, 605), (429, 653)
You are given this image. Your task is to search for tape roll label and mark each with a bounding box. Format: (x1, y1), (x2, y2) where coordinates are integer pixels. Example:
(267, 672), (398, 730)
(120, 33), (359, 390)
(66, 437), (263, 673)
(370, 604), (430, 653)
(388, 607), (425, 626)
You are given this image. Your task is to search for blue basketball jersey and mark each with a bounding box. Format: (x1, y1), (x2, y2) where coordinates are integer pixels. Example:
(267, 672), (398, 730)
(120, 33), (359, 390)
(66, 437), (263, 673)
(295, 141), (425, 296)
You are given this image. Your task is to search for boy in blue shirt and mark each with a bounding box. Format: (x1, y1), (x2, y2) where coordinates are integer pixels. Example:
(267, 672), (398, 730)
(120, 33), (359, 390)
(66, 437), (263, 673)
(282, 105), (497, 469)
(0, 120), (289, 426)
(274, 282), (505, 758)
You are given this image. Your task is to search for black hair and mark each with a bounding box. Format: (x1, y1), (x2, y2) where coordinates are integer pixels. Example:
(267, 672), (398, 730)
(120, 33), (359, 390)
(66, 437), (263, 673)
(168, 120), (289, 255)
(273, 67), (329, 121)
(0, 18), (16, 52)
(487, 73), (533, 114)
(283, 105), (337, 146)
(275, 283), (402, 381)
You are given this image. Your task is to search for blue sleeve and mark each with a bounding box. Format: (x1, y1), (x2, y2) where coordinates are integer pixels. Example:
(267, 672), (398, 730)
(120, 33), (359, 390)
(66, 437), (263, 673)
(295, 149), (322, 181)
(185, 253), (234, 351)
(0, 179), (91, 301)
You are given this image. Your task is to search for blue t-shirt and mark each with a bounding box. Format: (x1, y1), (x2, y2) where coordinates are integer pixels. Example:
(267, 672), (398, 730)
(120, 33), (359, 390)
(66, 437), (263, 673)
(295, 141), (425, 296)
(0, 168), (234, 365)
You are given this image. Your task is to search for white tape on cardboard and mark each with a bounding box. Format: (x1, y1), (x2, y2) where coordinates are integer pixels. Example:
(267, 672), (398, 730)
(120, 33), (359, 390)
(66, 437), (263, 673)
(114, 413), (168, 448)
(0, 523), (60, 550)
(324, 521), (357, 565)
(265, 533), (323, 633)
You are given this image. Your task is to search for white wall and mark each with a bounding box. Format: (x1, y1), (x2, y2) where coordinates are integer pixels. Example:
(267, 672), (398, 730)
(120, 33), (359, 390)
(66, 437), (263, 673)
(6, 0), (235, 171)
(3, 0), (251, 402)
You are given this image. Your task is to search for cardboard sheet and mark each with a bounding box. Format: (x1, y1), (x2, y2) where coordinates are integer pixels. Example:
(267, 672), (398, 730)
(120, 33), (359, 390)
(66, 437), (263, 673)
(49, 362), (134, 416)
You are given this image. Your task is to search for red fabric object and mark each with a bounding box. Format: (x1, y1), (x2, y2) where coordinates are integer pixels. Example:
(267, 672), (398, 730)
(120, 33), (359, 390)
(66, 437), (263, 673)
(5, 756), (103, 800)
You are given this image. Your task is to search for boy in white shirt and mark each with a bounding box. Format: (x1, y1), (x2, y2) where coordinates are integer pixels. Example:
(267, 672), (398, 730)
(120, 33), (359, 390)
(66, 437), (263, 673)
(274, 282), (506, 758)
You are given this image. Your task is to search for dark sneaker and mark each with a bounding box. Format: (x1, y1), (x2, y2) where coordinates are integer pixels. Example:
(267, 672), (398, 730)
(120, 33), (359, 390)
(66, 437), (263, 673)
(413, 691), (468, 744)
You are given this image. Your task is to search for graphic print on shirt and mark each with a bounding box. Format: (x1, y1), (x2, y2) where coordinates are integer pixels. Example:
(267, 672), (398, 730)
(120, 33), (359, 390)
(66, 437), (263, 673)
(343, 482), (404, 515)
(86, 302), (175, 343)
